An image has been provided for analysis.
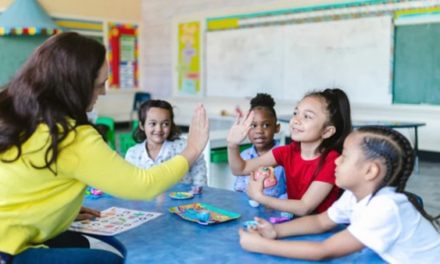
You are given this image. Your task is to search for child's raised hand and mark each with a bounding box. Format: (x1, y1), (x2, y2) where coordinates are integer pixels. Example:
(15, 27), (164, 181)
(253, 217), (277, 239)
(183, 104), (210, 166)
(245, 171), (265, 202)
(227, 111), (255, 147)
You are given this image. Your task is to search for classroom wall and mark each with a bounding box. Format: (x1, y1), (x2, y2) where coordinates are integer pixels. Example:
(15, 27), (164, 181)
(139, 0), (440, 153)
(0, 0), (142, 118)
(0, 0), (141, 21)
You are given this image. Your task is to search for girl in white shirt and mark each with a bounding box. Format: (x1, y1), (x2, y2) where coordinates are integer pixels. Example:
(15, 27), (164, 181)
(125, 100), (207, 186)
(238, 126), (440, 264)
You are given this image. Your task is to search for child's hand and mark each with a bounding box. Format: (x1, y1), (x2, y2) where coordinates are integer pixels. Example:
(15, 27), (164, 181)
(227, 111), (255, 147)
(246, 171), (265, 202)
(183, 104), (210, 166)
(238, 227), (265, 253)
(253, 217), (277, 239)
(75, 206), (101, 221)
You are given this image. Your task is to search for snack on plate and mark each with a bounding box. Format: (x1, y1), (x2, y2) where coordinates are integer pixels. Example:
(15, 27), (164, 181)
(253, 166), (277, 189)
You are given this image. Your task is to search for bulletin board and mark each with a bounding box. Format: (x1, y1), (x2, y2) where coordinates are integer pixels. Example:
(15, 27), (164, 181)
(393, 7), (440, 105)
(177, 21), (202, 96)
(173, 0), (440, 106)
(107, 22), (139, 89)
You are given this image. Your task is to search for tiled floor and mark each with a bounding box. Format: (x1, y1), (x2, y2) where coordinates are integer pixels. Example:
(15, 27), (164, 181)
(406, 161), (440, 216)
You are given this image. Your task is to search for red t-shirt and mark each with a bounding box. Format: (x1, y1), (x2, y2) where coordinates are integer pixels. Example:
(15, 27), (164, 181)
(272, 142), (340, 213)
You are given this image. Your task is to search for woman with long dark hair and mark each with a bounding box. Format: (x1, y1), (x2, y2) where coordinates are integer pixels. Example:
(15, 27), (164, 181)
(0, 32), (209, 264)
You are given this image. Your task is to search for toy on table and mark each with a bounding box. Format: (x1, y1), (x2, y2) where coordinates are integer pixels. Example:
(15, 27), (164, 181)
(253, 166), (277, 189)
(190, 185), (203, 195)
(197, 209), (211, 223)
(85, 187), (111, 200)
(243, 220), (259, 229)
(270, 217), (291, 224)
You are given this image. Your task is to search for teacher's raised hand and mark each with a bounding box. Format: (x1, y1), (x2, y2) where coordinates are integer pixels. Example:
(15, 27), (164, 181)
(181, 104), (210, 166)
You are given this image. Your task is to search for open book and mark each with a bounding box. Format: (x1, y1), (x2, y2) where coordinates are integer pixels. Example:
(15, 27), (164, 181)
(69, 207), (161, 236)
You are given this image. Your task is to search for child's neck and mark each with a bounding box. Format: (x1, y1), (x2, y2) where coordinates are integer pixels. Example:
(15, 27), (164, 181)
(300, 141), (322, 160)
(146, 141), (164, 160)
(255, 140), (275, 156)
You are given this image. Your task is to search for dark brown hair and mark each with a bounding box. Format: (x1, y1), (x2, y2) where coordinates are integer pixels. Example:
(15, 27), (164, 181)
(304, 88), (353, 178)
(0, 32), (106, 174)
(133, 99), (181, 143)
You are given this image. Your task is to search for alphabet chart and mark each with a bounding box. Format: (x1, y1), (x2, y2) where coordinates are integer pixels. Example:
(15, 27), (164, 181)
(70, 207), (162, 236)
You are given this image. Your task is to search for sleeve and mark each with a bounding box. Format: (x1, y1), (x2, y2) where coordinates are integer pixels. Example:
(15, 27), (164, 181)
(61, 126), (189, 201)
(272, 144), (291, 167)
(327, 190), (354, 224)
(189, 153), (208, 186)
(314, 151), (338, 184)
(347, 197), (401, 254)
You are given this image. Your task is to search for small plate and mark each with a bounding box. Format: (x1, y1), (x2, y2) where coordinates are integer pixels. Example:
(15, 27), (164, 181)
(169, 203), (241, 225)
(169, 192), (194, 200)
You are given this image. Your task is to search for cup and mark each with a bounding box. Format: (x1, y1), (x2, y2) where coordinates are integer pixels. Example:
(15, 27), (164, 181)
(191, 185), (203, 195)
(197, 210), (211, 223)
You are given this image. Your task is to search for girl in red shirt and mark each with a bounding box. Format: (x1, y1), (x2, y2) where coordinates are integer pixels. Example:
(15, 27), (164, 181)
(227, 88), (352, 215)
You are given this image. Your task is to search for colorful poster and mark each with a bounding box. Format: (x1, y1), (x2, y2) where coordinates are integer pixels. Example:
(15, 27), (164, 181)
(107, 22), (139, 89)
(177, 21), (201, 95)
(69, 207), (161, 236)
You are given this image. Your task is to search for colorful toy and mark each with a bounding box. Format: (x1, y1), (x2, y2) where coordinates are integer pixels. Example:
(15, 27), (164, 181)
(243, 220), (259, 229)
(169, 192), (194, 200)
(253, 166), (277, 189)
(270, 217), (291, 224)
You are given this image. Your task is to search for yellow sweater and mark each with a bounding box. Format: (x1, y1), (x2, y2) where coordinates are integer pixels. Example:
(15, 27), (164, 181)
(0, 123), (189, 255)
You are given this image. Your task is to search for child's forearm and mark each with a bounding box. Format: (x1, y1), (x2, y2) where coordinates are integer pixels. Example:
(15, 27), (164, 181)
(257, 239), (333, 261)
(274, 213), (333, 238)
(228, 146), (247, 175)
(258, 195), (314, 216)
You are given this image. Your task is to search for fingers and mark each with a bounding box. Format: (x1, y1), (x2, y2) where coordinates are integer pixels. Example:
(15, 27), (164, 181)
(80, 206), (101, 217)
(238, 228), (245, 236)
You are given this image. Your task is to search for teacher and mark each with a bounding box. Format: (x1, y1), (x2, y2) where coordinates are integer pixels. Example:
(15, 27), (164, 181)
(0, 32), (209, 264)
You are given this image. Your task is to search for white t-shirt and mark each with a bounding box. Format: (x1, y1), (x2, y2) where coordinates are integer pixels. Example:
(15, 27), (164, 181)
(327, 187), (440, 264)
(125, 138), (207, 186)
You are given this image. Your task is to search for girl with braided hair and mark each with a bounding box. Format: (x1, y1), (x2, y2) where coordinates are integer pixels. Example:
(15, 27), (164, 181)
(238, 126), (440, 263)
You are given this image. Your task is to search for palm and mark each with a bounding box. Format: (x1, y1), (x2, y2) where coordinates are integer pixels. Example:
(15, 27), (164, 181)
(227, 111), (255, 146)
(187, 104), (210, 154)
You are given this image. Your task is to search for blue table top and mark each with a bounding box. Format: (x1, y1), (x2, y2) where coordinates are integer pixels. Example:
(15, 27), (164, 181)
(83, 184), (386, 264)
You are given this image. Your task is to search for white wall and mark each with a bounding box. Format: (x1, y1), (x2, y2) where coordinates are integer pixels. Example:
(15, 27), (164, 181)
(108, 0), (440, 153)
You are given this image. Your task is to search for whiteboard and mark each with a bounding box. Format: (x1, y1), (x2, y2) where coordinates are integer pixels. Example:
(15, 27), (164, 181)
(206, 16), (393, 105)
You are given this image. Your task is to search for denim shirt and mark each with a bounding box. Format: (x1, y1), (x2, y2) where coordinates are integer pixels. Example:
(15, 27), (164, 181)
(234, 140), (286, 198)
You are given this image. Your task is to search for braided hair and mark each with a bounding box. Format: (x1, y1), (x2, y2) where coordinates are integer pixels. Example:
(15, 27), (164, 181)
(249, 93), (277, 119)
(358, 126), (440, 231)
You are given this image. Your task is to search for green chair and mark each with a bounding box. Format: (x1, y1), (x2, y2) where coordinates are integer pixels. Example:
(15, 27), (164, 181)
(119, 132), (137, 157)
(96, 116), (116, 150)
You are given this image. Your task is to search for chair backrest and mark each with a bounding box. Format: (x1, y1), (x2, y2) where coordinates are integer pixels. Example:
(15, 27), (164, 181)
(132, 92), (151, 112)
(96, 117), (115, 131)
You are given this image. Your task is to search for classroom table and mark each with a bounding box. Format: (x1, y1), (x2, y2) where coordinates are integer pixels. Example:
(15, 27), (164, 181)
(83, 184), (386, 264)
(277, 115), (426, 173)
